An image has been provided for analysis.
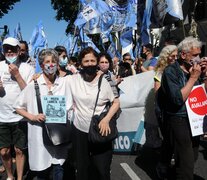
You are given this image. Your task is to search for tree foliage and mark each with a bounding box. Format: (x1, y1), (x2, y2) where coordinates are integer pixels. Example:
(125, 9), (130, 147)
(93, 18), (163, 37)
(51, 0), (79, 34)
(0, 0), (20, 18)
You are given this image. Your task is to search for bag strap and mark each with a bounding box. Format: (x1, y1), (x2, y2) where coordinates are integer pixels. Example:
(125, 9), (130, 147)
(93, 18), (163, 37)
(92, 74), (104, 116)
(34, 80), (43, 114)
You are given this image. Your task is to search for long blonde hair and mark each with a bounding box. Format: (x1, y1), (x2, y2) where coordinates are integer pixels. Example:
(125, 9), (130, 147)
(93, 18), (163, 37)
(155, 45), (177, 73)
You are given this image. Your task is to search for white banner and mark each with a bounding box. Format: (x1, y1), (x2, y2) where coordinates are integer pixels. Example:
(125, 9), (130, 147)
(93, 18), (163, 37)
(114, 71), (161, 152)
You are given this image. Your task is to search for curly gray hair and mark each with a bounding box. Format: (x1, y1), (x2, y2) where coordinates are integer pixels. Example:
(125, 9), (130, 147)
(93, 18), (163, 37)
(177, 36), (202, 54)
(38, 48), (59, 66)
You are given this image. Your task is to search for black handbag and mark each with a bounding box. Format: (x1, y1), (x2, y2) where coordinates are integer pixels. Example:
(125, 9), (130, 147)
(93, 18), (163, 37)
(88, 75), (120, 144)
(34, 80), (72, 146)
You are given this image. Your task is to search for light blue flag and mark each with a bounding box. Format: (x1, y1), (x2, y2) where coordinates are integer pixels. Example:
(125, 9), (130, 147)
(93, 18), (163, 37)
(107, 34), (121, 59)
(13, 23), (22, 41)
(74, 0), (110, 27)
(65, 34), (80, 56)
(79, 28), (100, 53)
(29, 21), (47, 53)
(100, 11), (114, 32)
(125, 0), (137, 28)
(166, 0), (183, 20)
(141, 0), (152, 45)
(106, 0), (128, 31)
(120, 28), (133, 48)
(29, 21), (47, 73)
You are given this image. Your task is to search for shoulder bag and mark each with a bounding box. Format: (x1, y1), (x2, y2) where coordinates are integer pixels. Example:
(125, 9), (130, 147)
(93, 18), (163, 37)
(34, 80), (72, 146)
(88, 75), (121, 144)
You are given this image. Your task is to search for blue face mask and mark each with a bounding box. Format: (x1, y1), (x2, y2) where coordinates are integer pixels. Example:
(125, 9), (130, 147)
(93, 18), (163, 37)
(5, 56), (17, 64)
(59, 57), (68, 67)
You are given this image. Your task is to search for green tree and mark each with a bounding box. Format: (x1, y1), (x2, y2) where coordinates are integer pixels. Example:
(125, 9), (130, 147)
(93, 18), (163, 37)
(0, 0), (20, 18)
(51, 0), (79, 34)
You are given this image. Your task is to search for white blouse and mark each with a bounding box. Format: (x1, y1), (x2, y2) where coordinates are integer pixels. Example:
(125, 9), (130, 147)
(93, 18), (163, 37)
(13, 74), (73, 171)
(66, 73), (115, 133)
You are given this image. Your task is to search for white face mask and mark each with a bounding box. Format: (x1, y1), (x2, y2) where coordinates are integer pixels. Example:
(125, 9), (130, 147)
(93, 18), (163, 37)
(5, 56), (17, 64)
(99, 63), (109, 72)
(190, 55), (201, 65)
(43, 64), (57, 75)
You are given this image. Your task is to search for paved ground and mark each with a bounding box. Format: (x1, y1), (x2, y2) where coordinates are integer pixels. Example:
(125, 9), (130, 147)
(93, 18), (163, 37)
(1, 139), (207, 180)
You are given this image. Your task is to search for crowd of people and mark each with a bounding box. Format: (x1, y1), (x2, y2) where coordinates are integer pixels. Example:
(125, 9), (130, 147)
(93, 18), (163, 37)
(0, 35), (207, 180)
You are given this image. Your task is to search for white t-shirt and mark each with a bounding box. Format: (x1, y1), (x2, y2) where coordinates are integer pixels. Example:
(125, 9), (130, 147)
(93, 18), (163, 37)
(0, 61), (35, 122)
(13, 74), (73, 171)
(66, 73), (115, 133)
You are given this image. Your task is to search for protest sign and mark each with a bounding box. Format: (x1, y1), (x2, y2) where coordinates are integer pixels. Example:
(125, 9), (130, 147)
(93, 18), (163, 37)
(41, 95), (67, 124)
(186, 84), (207, 136)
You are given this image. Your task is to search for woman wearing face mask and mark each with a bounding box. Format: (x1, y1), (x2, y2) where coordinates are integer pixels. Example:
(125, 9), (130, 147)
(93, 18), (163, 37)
(13, 48), (73, 180)
(98, 53), (120, 97)
(66, 47), (120, 180)
(54, 45), (73, 77)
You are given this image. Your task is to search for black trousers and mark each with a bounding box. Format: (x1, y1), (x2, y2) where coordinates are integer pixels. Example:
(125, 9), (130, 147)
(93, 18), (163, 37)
(72, 125), (112, 180)
(164, 115), (200, 180)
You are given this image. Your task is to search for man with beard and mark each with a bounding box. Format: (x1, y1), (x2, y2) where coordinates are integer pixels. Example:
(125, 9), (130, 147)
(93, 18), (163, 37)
(19, 40), (36, 68)
(159, 36), (207, 180)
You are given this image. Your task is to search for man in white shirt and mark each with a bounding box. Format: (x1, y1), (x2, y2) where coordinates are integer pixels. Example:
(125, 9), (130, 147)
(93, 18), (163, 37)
(0, 37), (34, 180)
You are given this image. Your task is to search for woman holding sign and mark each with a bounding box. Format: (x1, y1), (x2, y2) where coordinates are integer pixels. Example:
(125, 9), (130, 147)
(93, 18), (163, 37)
(13, 48), (73, 180)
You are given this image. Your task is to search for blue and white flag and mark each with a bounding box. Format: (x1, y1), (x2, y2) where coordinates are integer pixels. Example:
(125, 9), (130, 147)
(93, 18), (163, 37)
(125, 0), (137, 28)
(13, 23), (22, 41)
(106, 0), (128, 31)
(83, 10), (114, 34)
(29, 21), (47, 54)
(107, 34), (121, 59)
(29, 21), (48, 73)
(166, 0), (183, 20)
(141, 0), (152, 45)
(74, 0), (110, 27)
(151, 0), (183, 27)
(120, 28), (133, 48)
(66, 34), (80, 56)
(79, 28), (100, 53)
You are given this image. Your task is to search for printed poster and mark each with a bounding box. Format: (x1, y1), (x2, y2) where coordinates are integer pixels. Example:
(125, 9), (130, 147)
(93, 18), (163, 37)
(41, 95), (67, 124)
(186, 84), (207, 136)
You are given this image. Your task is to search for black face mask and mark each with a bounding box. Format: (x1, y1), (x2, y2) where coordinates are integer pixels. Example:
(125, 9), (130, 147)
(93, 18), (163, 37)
(19, 54), (29, 62)
(140, 52), (147, 59)
(81, 65), (97, 82)
(81, 65), (97, 75)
